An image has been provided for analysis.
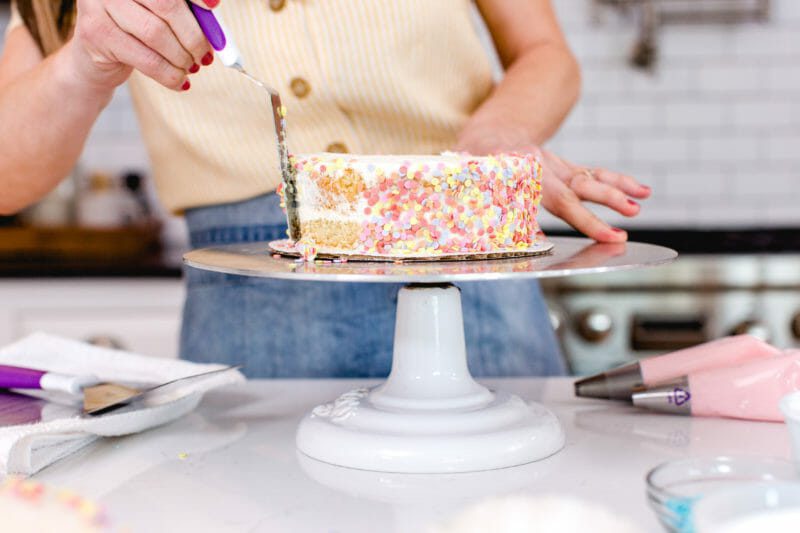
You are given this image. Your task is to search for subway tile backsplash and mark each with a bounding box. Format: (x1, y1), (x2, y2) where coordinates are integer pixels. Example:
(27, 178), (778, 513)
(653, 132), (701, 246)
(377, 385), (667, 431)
(544, 0), (800, 229)
(1, 1), (798, 229)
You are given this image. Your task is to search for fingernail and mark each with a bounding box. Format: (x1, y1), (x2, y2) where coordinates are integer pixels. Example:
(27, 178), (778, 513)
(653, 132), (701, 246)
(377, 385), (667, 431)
(182, 79), (191, 91)
(201, 52), (214, 66)
(189, 63), (200, 74)
(612, 227), (625, 233)
(627, 199), (639, 207)
(203, 0), (220, 7)
(642, 185), (652, 192)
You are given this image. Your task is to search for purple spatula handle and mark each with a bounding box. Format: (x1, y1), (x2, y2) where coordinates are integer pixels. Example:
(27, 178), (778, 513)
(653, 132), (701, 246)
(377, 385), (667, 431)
(0, 365), (45, 389)
(188, 3), (227, 51)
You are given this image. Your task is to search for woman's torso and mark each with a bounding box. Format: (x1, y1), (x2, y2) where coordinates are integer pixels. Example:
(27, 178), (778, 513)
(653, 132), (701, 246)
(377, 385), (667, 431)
(128, 0), (495, 212)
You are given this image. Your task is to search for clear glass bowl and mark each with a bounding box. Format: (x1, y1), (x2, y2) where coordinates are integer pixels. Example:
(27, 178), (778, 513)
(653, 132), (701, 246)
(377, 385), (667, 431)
(693, 482), (800, 532)
(645, 456), (798, 532)
(780, 392), (800, 468)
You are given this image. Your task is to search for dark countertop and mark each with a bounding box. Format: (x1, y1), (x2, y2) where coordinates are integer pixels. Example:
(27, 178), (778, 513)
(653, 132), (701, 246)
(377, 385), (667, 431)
(3, 228), (799, 278)
(543, 227), (800, 255)
(0, 252), (183, 278)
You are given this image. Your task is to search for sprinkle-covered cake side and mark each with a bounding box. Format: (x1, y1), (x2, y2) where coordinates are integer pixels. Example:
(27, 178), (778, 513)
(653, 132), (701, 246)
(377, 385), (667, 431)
(279, 152), (546, 259)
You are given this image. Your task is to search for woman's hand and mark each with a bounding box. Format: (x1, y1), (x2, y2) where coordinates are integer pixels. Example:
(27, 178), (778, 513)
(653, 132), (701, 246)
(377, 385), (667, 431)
(537, 148), (650, 243)
(455, 126), (650, 243)
(65, 0), (217, 95)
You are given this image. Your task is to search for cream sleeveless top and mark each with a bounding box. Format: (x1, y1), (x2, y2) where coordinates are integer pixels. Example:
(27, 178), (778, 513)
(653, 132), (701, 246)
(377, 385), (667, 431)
(9, 0), (494, 213)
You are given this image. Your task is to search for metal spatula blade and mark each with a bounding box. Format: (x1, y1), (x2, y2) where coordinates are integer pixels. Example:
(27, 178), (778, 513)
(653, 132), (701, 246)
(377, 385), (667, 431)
(82, 383), (142, 415)
(83, 365), (241, 416)
(187, 3), (301, 241)
(0, 363), (240, 416)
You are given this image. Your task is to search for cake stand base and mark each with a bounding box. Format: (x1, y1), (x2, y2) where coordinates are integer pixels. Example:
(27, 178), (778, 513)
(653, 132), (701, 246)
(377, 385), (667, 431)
(296, 283), (565, 473)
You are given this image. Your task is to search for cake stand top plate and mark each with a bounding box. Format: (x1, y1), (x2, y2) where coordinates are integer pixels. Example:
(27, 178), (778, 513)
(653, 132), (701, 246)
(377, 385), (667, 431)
(183, 237), (677, 283)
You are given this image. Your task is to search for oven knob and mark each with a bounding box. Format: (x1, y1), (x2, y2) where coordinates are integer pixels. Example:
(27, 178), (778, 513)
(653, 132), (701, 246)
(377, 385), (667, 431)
(729, 321), (770, 343)
(575, 309), (613, 342)
(548, 308), (565, 334)
(792, 313), (800, 340)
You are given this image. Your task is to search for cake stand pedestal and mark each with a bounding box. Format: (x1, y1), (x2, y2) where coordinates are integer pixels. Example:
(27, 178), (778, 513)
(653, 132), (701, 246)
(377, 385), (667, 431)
(185, 237), (676, 473)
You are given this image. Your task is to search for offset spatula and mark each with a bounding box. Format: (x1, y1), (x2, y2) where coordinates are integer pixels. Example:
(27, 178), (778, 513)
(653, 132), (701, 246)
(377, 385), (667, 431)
(0, 364), (239, 416)
(188, 3), (301, 241)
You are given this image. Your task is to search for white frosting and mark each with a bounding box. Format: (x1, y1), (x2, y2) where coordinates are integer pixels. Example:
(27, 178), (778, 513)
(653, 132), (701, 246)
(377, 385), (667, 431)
(706, 509), (800, 533)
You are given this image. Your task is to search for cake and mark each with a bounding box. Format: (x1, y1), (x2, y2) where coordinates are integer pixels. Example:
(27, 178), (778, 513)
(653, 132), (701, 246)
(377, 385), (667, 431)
(275, 152), (551, 261)
(0, 477), (110, 532)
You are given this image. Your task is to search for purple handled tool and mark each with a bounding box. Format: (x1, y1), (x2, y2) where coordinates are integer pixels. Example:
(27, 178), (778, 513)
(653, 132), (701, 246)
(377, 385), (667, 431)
(186, 2), (301, 240)
(0, 363), (240, 415)
(0, 364), (99, 394)
(187, 3), (227, 52)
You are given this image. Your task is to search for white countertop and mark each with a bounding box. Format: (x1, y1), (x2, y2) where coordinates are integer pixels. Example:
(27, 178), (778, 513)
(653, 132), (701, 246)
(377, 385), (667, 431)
(35, 378), (793, 532)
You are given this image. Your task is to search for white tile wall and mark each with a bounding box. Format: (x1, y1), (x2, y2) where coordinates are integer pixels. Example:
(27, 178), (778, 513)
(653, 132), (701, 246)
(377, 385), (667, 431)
(2, 1), (799, 230)
(543, 0), (800, 230)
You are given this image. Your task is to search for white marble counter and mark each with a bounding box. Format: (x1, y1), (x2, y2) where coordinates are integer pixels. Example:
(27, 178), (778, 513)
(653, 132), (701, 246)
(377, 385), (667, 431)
(35, 378), (793, 532)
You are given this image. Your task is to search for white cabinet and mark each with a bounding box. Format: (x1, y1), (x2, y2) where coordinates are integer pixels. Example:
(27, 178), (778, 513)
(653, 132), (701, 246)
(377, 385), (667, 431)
(0, 279), (184, 358)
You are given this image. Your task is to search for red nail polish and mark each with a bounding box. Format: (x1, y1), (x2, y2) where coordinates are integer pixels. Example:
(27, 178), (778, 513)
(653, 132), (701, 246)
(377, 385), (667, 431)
(189, 63), (200, 74)
(182, 80), (191, 91)
(627, 199), (639, 207)
(201, 52), (214, 66)
(203, 0), (220, 8)
(612, 227), (625, 233)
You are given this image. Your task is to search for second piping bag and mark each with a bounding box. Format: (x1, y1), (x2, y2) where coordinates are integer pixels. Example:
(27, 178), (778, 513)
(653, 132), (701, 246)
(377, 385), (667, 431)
(574, 335), (780, 400)
(632, 351), (800, 422)
(187, 2), (301, 241)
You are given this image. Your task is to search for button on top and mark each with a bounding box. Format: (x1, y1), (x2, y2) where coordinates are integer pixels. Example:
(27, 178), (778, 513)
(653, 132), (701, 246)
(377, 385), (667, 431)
(269, 0), (286, 12)
(290, 77), (311, 98)
(326, 142), (348, 153)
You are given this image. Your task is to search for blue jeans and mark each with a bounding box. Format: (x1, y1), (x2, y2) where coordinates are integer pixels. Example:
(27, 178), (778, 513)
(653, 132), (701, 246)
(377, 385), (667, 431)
(181, 193), (565, 378)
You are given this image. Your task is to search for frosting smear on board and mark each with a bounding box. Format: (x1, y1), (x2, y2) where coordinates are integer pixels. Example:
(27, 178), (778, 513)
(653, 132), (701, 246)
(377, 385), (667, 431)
(277, 152), (549, 261)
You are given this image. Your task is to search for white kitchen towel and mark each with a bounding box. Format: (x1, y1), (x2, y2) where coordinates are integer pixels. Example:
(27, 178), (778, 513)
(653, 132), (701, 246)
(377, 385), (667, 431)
(0, 332), (245, 476)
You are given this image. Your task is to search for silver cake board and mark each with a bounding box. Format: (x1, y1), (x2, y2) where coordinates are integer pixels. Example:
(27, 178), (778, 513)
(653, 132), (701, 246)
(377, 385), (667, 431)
(267, 238), (554, 263)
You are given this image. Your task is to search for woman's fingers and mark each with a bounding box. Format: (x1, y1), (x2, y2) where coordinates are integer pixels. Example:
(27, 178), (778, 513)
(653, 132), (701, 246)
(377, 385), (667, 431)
(106, 0), (193, 71)
(187, 0), (221, 8)
(137, 0), (212, 65)
(591, 168), (651, 199)
(568, 171), (640, 217)
(542, 179), (628, 244)
(106, 23), (189, 90)
(552, 150), (651, 199)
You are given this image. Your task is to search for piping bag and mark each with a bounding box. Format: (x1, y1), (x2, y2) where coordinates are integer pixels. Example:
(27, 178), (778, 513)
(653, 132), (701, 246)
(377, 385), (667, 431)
(574, 335), (780, 400)
(632, 351), (800, 422)
(187, 3), (301, 241)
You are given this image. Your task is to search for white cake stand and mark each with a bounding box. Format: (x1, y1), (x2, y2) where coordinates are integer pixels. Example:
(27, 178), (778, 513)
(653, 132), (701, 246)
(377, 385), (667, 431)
(184, 237), (676, 473)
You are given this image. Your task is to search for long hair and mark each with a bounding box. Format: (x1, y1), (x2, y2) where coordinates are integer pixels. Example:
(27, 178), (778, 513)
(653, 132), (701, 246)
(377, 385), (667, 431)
(15, 0), (76, 55)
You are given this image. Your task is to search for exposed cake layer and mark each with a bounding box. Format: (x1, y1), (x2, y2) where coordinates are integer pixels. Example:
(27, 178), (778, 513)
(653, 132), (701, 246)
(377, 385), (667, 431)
(280, 152), (545, 258)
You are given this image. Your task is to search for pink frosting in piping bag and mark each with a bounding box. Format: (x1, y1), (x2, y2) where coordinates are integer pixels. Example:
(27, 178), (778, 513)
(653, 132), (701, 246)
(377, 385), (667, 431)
(639, 335), (780, 386)
(690, 352), (800, 422)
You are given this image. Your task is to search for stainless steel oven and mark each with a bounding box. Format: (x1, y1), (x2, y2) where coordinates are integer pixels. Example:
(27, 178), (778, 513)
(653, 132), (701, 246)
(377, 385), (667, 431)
(542, 253), (800, 376)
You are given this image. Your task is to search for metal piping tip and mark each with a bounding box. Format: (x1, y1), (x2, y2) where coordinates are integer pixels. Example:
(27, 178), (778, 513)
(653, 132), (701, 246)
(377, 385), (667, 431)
(632, 378), (691, 415)
(574, 361), (643, 401)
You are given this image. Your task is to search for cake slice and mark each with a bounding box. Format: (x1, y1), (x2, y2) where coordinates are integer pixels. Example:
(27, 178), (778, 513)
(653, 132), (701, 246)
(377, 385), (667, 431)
(276, 152), (550, 261)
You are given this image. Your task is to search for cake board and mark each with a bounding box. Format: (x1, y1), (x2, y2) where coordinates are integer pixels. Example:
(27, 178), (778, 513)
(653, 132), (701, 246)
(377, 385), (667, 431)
(184, 237), (677, 473)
